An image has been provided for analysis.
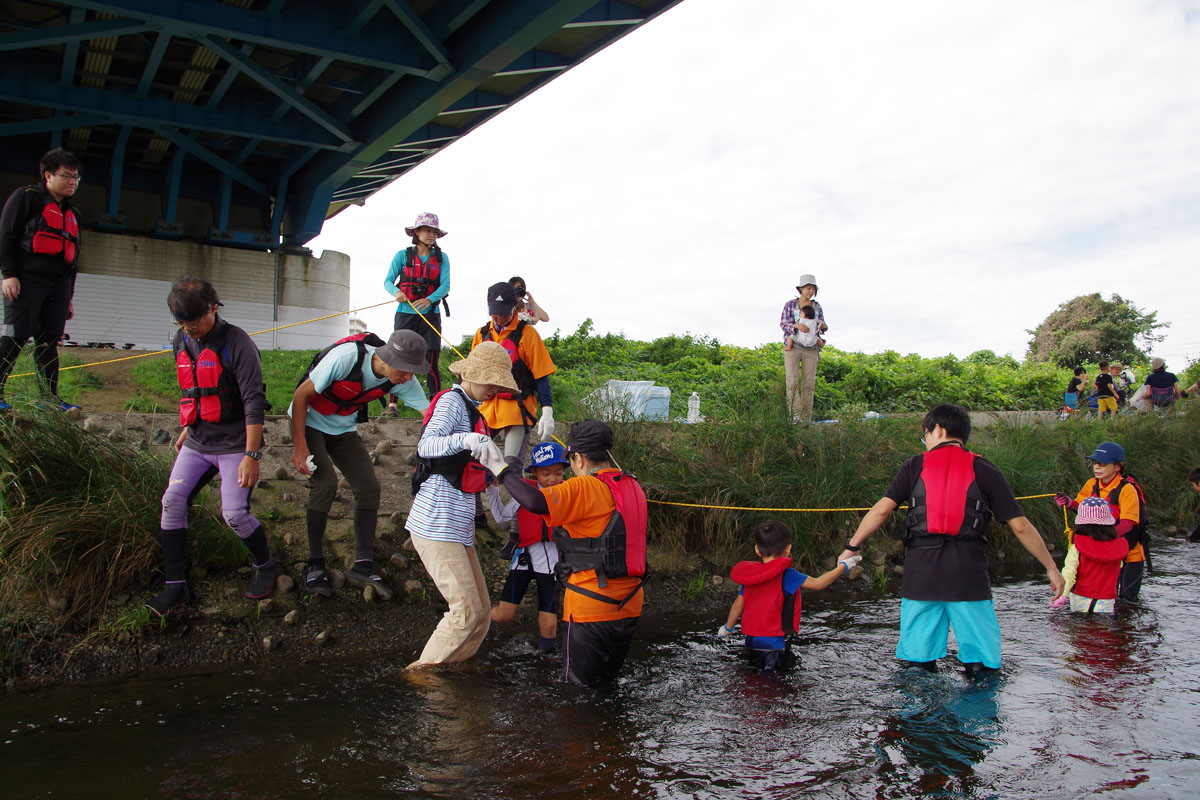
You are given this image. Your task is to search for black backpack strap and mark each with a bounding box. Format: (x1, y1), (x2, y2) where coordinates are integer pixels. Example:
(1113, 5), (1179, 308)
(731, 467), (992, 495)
(562, 577), (644, 611)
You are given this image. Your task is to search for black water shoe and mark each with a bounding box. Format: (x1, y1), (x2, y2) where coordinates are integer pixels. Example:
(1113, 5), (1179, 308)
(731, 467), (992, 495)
(345, 565), (394, 601)
(243, 564), (277, 600)
(498, 539), (517, 561)
(147, 584), (191, 617)
(302, 563), (333, 597)
(902, 660), (939, 673)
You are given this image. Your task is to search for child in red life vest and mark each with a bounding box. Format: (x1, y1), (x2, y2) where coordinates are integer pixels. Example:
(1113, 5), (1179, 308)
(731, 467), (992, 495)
(1052, 497), (1129, 615)
(718, 520), (861, 670)
(484, 441), (568, 653)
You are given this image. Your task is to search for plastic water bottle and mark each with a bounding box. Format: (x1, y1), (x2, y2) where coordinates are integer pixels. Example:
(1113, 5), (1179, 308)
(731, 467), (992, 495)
(687, 392), (701, 423)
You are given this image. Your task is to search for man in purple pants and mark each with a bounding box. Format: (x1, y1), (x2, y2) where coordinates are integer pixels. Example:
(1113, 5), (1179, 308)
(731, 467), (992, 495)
(147, 277), (273, 616)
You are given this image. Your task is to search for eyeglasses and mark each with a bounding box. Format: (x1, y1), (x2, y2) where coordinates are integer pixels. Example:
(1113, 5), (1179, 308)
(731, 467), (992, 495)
(51, 173), (81, 183)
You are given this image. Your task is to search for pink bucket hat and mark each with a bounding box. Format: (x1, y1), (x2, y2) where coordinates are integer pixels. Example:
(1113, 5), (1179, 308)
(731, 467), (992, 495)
(405, 212), (447, 238)
(1075, 496), (1116, 526)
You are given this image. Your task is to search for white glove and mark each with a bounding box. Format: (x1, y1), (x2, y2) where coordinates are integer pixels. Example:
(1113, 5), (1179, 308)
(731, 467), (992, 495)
(462, 432), (492, 459)
(717, 623), (739, 639)
(839, 555), (862, 573)
(476, 440), (509, 476)
(536, 406), (555, 442)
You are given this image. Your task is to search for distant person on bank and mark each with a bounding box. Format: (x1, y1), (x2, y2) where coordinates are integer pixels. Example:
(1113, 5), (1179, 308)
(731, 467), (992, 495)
(509, 275), (549, 325)
(836, 403), (1064, 677)
(0, 148), (83, 412)
(148, 277), (273, 616)
(1140, 358), (1181, 409)
(381, 212), (450, 415)
(780, 274), (827, 422)
(290, 330), (430, 600)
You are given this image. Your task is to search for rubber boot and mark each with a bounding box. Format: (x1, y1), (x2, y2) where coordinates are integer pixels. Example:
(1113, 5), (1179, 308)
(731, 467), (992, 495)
(902, 660), (939, 673)
(962, 662), (998, 681)
(241, 526), (276, 600)
(147, 528), (190, 616)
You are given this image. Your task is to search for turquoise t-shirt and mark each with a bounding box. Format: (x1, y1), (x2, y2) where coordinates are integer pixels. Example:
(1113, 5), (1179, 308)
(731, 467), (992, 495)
(290, 341), (429, 435)
(382, 249), (450, 315)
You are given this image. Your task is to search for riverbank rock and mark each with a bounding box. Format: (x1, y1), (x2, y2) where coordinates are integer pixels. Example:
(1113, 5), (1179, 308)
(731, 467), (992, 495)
(330, 570), (346, 591)
(152, 428), (172, 444)
(405, 580), (423, 597)
(402, 537), (416, 552)
(188, 566), (208, 580)
(283, 610), (300, 625)
(315, 630), (332, 648)
(376, 439), (393, 455)
(276, 575), (294, 594)
(274, 466), (289, 480)
(389, 553), (409, 569)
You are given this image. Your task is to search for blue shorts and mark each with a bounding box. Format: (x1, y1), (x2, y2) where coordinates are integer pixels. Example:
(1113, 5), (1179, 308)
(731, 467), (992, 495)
(896, 598), (1002, 668)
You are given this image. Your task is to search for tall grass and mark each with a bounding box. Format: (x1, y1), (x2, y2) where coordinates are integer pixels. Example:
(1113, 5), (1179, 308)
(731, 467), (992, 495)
(613, 397), (1200, 566)
(0, 408), (227, 628)
(1, 350), (102, 405)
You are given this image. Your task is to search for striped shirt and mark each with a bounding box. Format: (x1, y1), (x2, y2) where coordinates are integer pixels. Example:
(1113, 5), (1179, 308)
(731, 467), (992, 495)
(406, 386), (480, 545)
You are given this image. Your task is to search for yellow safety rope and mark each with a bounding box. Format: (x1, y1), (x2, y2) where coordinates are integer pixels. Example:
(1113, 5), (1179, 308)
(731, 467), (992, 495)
(645, 492), (1057, 514)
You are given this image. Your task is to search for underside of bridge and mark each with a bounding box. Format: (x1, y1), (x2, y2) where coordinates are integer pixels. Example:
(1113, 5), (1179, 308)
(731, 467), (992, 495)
(0, 0), (683, 251)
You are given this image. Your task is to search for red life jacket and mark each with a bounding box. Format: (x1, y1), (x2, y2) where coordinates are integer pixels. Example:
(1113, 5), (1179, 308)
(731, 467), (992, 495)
(903, 445), (990, 542)
(411, 387), (491, 495)
(175, 324), (243, 426)
(478, 320), (538, 426)
(555, 470), (647, 608)
(394, 247), (442, 303)
(516, 477), (565, 547)
(730, 557), (802, 638)
(301, 333), (396, 423)
(22, 194), (80, 266)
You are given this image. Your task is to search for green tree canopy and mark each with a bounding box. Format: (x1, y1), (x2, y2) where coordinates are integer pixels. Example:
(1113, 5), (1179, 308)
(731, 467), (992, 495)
(1026, 293), (1167, 367)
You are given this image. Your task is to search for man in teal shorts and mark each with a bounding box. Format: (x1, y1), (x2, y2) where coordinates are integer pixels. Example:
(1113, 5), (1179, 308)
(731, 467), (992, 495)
(836, 404), (1064, 676)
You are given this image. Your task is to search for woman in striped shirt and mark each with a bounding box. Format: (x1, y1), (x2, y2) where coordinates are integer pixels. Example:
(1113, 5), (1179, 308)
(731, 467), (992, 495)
(406, 341), (518, 668)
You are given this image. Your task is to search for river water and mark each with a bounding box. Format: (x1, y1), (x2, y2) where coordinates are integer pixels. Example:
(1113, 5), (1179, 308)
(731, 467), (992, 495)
(3, 539), (1198, 799)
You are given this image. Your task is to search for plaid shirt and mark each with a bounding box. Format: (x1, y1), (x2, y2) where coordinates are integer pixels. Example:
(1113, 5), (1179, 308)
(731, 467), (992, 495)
(779, 299), (825, 343)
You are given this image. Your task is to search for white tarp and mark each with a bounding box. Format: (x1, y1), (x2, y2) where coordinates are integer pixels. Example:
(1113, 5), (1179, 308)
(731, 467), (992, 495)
(583, 380), (671, 421)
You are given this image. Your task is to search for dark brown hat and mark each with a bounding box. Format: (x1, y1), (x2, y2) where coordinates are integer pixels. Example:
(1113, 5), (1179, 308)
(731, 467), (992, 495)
(566, 420), (614, 453)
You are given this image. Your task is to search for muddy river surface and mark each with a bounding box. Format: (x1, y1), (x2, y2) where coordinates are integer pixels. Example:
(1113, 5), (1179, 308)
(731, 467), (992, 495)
(3, 540), (1198, 799)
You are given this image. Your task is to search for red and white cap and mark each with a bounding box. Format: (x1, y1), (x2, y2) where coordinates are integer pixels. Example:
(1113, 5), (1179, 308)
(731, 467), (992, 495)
(1075, 496), (1116, 526)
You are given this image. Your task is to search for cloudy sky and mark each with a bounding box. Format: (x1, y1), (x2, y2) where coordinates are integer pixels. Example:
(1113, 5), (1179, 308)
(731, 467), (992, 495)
(310, 0), (1200, 369)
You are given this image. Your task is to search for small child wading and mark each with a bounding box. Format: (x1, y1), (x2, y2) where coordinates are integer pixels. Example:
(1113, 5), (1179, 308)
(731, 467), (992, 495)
(1052, 497), (1129, 615)
(718, 520), (860, 670)
(485, 441), (568, 653)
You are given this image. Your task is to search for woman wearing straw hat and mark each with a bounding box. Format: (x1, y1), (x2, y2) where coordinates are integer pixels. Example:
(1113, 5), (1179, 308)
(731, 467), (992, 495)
(780, 275), (828, 421)
(381, 212), (451, 415)
(406, 341), (519, 667)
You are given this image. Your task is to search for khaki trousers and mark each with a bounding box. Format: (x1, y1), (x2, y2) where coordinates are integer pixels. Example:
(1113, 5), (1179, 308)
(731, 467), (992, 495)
(783, 346), (819, 420)
(412, 535), (491, 664)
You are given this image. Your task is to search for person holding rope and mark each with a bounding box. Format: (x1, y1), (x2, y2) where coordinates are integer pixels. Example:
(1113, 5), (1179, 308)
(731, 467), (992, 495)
(836, 403), (1064, 677)
(380, 212), (451, 414)
(290, 329), (430, 599)
(0, 148), (83, 412)
(474, 420), (647, 687)
(148, 277), (274, 615)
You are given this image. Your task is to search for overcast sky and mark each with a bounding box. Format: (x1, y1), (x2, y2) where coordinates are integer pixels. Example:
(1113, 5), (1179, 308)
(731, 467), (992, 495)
(310, 0), (1200, 370)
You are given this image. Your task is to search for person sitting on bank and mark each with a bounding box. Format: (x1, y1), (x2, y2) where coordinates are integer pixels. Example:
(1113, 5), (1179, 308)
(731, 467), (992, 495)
(836, 403), (1064, 677)
(474, 420), (647, 687)
(718, 520), (861, 671)
(1064, 366), (1088, 413)
(484, 441), (569, 654)
(1140, 357), (1181, 409)
(290, 330), (430, 600)
(148, 277), (273, 615)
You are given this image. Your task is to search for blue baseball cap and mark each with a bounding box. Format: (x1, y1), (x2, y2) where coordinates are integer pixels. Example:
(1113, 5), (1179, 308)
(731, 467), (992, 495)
(528, 441), (568, 470)
(1086, 441), (1126, 464)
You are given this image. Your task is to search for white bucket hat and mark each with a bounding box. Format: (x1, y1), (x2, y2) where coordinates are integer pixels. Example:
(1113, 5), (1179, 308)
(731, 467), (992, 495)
(405, 212), (447, 238)
(796, 274), (818, 291)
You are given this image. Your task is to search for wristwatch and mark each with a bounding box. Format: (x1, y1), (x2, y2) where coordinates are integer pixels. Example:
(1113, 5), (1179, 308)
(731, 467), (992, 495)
(844, 539), (861, 552)
(243, 450), (262, 461)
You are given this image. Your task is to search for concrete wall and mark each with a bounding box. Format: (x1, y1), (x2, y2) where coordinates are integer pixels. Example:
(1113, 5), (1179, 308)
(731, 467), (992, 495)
(66, 232), (350, 351)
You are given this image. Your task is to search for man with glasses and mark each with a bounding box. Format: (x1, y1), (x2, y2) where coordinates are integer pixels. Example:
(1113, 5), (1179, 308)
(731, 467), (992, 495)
(836, 403), (1064, 678)
(0, 148), (83, 411)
